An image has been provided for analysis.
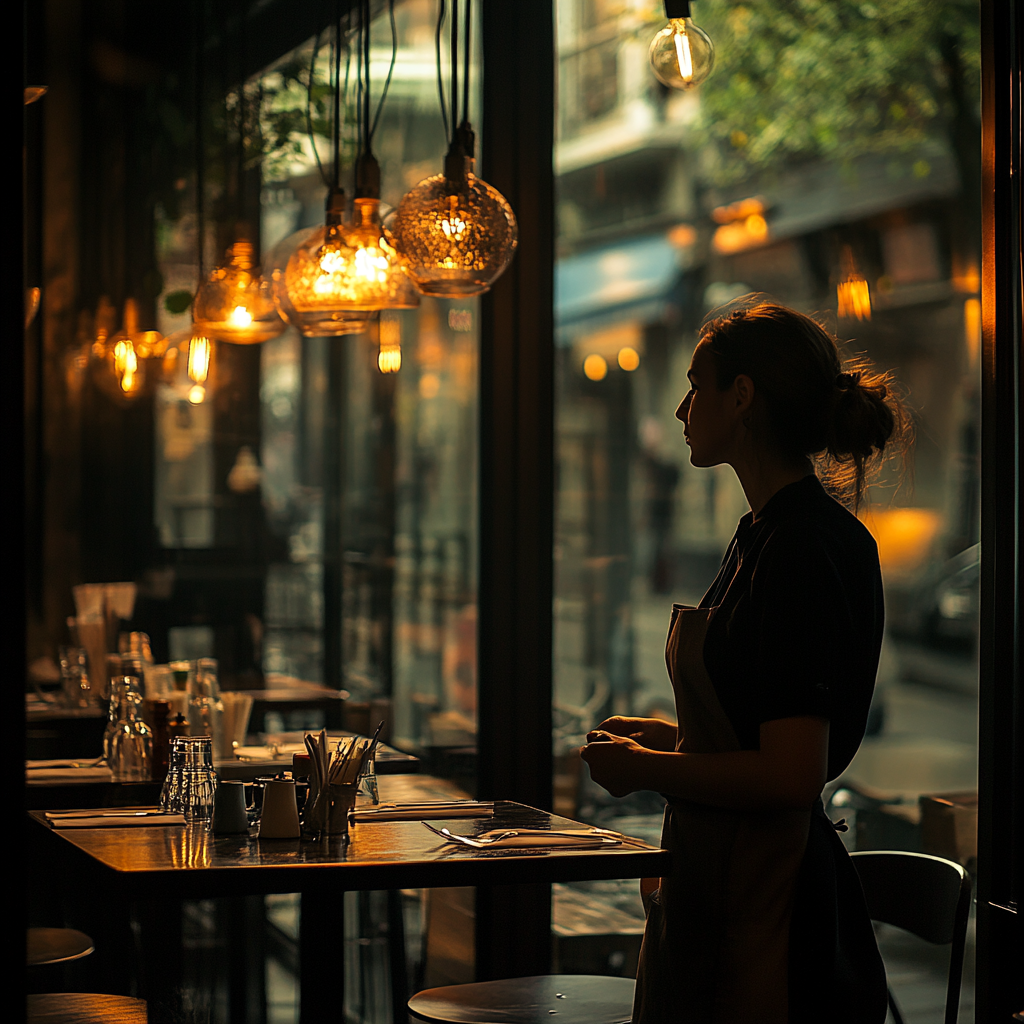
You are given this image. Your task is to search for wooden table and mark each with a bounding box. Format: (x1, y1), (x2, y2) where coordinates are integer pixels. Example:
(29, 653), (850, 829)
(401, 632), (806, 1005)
(30, 777), (668, 1023)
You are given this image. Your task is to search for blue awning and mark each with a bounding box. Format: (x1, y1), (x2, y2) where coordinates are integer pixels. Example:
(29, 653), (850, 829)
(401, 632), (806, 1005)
(555, 234), (684, 343)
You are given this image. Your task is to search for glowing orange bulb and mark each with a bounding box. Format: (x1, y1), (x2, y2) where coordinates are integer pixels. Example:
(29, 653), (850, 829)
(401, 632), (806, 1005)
(187, 335), (211, 384)
(583, 354), (608, 381)
(618, 347), (640, 371)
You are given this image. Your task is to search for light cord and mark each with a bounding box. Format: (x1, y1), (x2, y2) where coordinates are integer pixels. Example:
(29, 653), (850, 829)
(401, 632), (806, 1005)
(435, 0), (449, 144)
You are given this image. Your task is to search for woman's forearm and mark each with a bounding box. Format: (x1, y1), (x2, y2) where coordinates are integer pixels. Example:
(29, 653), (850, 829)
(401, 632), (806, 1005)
(639, 748), (820, 811)
(584, 717), (829, 811)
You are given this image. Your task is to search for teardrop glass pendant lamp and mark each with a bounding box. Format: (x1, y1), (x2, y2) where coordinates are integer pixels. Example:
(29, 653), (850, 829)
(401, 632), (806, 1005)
(192, 233), (285, 344)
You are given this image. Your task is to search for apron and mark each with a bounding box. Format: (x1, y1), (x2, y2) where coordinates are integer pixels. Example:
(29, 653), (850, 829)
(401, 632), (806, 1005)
(631, 605), (888, 1024)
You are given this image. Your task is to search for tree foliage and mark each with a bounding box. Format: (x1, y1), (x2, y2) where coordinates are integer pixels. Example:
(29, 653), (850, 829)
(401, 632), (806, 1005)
(692, 0), (981, 186)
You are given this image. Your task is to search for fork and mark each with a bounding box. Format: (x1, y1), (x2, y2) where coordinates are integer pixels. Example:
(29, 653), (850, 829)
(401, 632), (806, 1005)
(422, 823), (520, 848)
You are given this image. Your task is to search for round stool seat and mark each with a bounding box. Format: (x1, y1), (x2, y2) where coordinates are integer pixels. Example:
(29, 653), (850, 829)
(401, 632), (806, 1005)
(408, 975), (635, 1024)
(26, 994), (148, 1024)
(27, 928), (95, 967)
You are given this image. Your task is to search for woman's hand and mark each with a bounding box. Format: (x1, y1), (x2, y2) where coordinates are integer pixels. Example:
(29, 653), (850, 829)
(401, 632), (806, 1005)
(580, 731), (651, 797)
(588, 716), (677, 752)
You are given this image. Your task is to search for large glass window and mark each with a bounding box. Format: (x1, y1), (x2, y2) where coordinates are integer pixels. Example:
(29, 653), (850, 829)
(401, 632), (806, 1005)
(144, 1), (481, 752)
(554, 1), (980, 1010)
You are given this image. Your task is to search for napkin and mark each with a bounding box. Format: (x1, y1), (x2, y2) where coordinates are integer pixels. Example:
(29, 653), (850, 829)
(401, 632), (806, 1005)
(351, 801), (494, 822)
(45, 810), (185, 828)
(26, 761), (114, 784)
(462, 828), (621, 849)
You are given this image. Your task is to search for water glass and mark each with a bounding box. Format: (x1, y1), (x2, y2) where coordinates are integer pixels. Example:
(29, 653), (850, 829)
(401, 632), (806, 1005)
(160, 737), (214, 812)
(179, 766), (217, 823)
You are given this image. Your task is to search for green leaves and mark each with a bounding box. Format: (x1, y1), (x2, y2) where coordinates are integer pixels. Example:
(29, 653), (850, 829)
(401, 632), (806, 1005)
(692, 0), (980, 186)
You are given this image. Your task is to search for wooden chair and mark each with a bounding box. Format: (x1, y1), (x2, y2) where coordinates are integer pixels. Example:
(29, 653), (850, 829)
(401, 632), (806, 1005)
(850, 850), (972, 1024)
(407, 974), (634, 1023)
(26, 994), (148, 1023)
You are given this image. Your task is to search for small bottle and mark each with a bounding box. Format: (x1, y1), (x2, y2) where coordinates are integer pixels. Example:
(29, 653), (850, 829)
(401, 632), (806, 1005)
(147, 698), (172, 783)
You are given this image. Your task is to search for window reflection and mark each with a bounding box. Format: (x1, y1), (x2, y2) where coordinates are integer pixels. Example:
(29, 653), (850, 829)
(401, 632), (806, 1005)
(555, 0), (980, 992)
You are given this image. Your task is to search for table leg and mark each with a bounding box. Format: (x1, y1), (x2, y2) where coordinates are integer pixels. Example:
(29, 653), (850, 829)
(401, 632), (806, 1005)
(224, 896), (268, 1024)
(299, 890), (344, 1023)
(387, 889), (409, 1024)
(475, 883), (552, 981)
(133, 896), (183, 1024)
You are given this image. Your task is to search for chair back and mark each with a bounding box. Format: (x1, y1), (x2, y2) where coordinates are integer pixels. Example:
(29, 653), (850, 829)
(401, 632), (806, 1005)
(851, 851), (972, 1024)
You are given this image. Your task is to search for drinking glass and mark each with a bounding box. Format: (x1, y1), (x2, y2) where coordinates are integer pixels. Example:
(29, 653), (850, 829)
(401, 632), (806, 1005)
(179, 765), (217, 823)
(58, 646), (92, 708)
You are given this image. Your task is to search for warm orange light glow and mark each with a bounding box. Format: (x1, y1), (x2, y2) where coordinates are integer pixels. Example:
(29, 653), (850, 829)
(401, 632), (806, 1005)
(667, 223), (697, 248)
(837, 246), (871, 320)
(188, 384), (206, 405)
(711, 196), (766, 225)
(378, 317), (402, 374)
(837, 278), (872, 320)
(618, 347), (640, 371)
(712, 213), (769, 255)
(859, 507), (943, 575)
(113, 339), (138, 392)
(964, 298), (981, 371)
(187, 335), (212, 384)
(583, 354), (608, 381)
(419, 372), (440, 397)
(953, 263), (980, 294)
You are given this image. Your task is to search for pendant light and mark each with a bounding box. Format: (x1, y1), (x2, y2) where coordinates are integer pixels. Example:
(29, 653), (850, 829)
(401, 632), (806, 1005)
(389, 0), (517, 297)
(192, 2), (284, 345)
(94, 298), (163, 400)
(648, 1), (715, 91)
(271, 15), (380, 335)
(341, 0), (419, 312)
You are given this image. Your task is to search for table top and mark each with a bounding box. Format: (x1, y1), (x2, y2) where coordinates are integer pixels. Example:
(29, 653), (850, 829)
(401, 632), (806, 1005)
(30, 777), (669, 901)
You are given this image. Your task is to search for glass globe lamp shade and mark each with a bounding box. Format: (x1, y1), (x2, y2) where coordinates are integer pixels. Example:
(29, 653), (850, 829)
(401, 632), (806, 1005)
(389, 171), (518, 297)
(649, 18), (714, 90)
(192, 238), (285, 345)
(267, 225), (379, 337)
(339, 198), (420, 311)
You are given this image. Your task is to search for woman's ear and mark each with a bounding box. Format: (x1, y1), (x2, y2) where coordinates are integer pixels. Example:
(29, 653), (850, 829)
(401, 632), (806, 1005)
(732, 373), (755, 415)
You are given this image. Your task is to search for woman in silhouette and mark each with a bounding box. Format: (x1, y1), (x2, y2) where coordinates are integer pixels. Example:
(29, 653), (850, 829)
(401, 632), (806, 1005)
(582, 302), (908, 1024)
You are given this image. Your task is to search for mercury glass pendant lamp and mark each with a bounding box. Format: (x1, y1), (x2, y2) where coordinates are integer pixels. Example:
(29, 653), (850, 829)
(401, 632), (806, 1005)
(389, 0), (516, 296)
(389, 127), (517, 297)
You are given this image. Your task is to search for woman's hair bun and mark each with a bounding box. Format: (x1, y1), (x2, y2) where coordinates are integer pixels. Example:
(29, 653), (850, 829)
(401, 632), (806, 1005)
(700, 301), (911, 508)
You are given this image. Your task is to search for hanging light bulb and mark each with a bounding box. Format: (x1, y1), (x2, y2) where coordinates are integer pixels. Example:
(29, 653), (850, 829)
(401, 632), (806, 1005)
(378, 314), (402, 373)
(390, 0), (517, 297)
(391, 125), (517, 298)
(649, 1), (715, 91)
(187, 334), (212, 384)
(342, 156), (421, 311)
(96, 298), (163, 399)
(837, 246), (871, 321)
(270, 190), (380, 336)
(192, 232), (285, 344)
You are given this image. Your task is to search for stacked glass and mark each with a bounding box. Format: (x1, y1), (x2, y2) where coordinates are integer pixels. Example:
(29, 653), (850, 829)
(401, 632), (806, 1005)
(160, 736), (217, 822)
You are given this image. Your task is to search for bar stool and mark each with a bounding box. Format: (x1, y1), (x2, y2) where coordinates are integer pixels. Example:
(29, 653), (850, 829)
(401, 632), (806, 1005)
(407, 974), (635, 1023)
(27, 928), (95, 967)
(26, 994), (148, 1023)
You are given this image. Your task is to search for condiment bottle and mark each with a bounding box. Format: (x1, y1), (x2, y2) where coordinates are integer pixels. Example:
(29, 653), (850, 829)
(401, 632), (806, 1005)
(147, 698), (172, 783)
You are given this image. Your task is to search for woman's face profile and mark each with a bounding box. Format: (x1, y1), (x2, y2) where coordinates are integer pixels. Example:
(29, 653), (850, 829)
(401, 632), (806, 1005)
(676, 342), (742, 468)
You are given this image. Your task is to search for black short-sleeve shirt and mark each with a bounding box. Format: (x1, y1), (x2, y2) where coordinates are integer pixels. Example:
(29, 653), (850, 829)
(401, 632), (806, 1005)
(699, 474), (884, 781)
